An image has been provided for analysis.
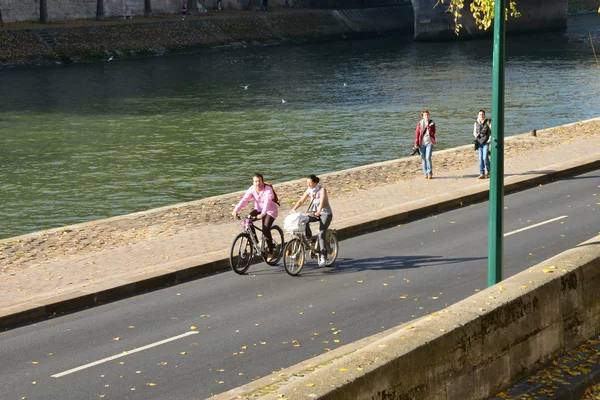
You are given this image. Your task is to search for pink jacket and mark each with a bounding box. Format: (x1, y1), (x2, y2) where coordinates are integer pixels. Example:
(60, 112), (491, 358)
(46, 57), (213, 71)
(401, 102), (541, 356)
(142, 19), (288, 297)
(234, 185), (278, 219)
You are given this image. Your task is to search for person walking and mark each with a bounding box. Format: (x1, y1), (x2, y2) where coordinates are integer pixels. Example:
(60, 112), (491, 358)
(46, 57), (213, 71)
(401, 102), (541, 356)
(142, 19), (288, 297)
(181, 2), (187, 20)
(289, 175), (333, 267)
(414, 110), (436, 179)
(232, 173), (279, 261)
(473, 109), (491, 179)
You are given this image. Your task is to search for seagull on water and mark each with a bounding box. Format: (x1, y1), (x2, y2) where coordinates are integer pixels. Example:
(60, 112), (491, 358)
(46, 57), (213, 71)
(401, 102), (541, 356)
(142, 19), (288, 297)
(108, 56), (114, 62)
(281, 99), (287, 104)
(343, 82), (347, 87)
(242, 84), (250, 90)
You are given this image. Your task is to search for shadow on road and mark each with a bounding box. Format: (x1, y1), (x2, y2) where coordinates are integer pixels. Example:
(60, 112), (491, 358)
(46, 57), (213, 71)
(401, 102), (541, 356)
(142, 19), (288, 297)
(298, 254), (487, 276)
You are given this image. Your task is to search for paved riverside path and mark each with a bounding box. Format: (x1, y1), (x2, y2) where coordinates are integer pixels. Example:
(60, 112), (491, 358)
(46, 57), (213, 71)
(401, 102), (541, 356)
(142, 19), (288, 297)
(0, 123), (599, 329)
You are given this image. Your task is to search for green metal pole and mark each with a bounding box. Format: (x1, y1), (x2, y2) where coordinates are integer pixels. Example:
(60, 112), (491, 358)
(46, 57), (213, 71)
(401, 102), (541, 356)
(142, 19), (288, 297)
(488, 0), (506, 286)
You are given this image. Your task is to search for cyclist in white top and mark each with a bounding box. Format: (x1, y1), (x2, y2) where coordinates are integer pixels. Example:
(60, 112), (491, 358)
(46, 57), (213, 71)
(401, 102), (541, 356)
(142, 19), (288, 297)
(289, 174), (333, 267)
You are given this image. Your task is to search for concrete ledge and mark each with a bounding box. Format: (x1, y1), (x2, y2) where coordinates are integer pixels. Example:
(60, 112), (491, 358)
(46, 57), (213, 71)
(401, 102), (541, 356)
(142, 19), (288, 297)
(210, 235), (600, 399)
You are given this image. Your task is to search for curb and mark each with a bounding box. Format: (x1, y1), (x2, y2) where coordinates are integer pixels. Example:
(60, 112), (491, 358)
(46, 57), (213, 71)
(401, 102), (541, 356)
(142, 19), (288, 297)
(1, 157), (599, 331)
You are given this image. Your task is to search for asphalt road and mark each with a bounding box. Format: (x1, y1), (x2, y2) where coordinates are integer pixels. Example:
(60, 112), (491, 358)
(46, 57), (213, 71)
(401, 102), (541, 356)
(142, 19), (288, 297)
(1, 171), (598, 400)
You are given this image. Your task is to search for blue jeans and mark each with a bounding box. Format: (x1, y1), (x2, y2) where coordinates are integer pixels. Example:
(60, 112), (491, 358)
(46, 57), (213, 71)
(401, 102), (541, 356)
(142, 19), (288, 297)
(478, 143), (490, 175)
(419, 143), (433, 176)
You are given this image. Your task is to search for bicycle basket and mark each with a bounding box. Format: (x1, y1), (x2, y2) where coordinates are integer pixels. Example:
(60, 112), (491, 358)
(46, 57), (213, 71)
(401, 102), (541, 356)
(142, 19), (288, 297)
(284, 213), (309, 233)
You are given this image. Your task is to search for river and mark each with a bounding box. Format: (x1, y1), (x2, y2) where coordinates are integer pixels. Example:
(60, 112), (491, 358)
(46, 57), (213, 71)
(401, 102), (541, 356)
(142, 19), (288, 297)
(1, 13), (599, 239)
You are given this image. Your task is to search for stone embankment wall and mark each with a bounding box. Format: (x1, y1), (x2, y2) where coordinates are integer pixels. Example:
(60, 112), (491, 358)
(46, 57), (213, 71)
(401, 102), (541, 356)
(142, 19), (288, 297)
(0, 0), (409, 23)
(568, 0), (600, 12)
(0, 7), (414, 67)
(1, 0), (178, 22)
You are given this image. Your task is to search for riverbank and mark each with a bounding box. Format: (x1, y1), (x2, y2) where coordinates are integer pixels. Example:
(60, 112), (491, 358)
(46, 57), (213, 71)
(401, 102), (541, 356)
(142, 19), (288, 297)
(0, 7), (412, 69)
(1, 6), (598, 69)
(1, 118), (598, 273)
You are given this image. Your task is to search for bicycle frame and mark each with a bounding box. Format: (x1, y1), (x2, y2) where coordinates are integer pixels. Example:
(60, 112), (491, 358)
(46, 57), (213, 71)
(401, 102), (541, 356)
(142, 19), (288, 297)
(239, 215), (267, 256)
(288, 230), (320, 259)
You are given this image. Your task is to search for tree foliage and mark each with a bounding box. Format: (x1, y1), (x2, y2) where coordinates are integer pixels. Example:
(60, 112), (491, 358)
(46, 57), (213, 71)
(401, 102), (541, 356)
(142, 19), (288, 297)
(438, 0), (521, 34)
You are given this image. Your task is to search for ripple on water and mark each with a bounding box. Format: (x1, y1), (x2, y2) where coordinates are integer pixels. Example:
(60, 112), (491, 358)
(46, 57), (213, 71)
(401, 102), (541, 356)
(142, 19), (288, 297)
(1, 17), (599, 238)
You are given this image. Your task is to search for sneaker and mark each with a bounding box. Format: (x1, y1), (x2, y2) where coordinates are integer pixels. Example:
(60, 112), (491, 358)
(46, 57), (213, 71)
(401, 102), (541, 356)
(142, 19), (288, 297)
(318, 255), (326, 267)
(266, 252), (273, 262)
(486, 170), (491, 178)
(477, 174), (485, 179)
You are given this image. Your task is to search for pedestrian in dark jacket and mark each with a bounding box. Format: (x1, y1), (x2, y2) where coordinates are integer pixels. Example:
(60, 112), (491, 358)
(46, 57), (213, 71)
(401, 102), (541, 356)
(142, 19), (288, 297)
(473, 109), (491, 179)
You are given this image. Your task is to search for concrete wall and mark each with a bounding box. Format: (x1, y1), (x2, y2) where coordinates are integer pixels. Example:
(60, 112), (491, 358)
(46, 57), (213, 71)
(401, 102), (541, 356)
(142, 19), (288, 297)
(212, 234), (600, 399)
(0, 0), (413, 22)
(287, 0), (410, 7)
(0, 0), (182, 23)
(412, 0), (569, 40)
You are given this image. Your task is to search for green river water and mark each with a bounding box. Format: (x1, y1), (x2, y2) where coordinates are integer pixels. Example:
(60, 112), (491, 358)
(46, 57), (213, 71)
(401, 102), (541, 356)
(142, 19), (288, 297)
(1, 13), (599, 239)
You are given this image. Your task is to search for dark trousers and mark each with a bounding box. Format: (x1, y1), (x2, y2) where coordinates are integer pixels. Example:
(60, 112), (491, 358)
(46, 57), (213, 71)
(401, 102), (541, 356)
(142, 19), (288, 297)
(250, 210), (274, 253)
(306, 213), (333, 257)
(261, 0), (268, 11)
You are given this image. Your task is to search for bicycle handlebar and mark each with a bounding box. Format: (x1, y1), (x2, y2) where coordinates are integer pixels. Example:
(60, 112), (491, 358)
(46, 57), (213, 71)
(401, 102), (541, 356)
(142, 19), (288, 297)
(236, 214), (258, 221)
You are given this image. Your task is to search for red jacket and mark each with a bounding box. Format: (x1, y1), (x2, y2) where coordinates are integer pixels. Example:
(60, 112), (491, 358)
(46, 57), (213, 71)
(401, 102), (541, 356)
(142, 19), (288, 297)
(414, 119), (436, 146)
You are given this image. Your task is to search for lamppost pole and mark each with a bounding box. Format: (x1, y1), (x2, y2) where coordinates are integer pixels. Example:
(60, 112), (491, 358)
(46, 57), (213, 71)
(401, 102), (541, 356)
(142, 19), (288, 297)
(488, 0), (506, 286)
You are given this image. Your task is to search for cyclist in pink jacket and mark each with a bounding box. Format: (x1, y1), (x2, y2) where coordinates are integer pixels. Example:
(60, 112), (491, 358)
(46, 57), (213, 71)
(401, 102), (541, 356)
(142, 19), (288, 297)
(232, 173), (279, 260)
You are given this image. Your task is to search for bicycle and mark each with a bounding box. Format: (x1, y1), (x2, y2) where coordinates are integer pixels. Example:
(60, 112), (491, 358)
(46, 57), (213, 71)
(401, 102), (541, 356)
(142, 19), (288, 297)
(282, 215), (339, 276)
(229, 214), (284, 275)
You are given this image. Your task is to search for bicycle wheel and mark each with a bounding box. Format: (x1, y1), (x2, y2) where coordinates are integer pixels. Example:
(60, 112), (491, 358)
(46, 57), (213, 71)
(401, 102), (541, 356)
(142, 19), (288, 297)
(283, 238), (305, 276)
(263, 225), (284, 266)
(324, 231), (339, 267)
(230, 233), (253, 275)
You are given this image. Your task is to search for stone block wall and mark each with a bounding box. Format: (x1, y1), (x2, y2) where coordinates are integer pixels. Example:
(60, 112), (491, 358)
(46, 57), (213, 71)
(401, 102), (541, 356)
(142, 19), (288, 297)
(0, 0), (183, 23)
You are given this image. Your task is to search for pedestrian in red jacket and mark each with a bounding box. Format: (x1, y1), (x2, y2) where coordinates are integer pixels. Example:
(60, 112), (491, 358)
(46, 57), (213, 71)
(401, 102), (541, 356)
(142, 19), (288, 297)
(414, 110), (436, 179)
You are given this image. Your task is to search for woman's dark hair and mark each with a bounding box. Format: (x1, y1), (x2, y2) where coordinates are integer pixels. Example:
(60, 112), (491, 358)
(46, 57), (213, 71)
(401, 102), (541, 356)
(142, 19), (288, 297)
(253, 173), (264, 183)
(478, 109), (486, 115)
(307, 174), (319, 184)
